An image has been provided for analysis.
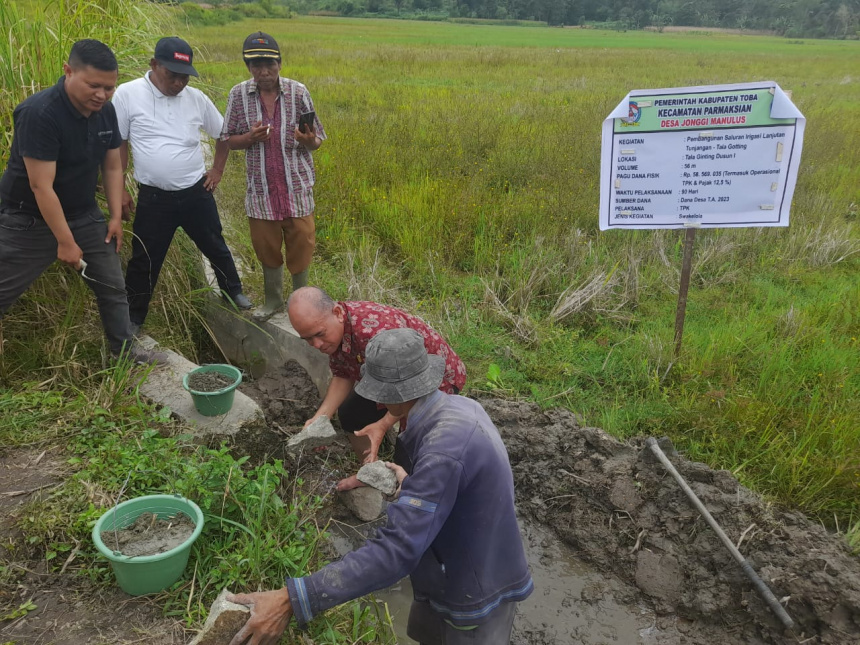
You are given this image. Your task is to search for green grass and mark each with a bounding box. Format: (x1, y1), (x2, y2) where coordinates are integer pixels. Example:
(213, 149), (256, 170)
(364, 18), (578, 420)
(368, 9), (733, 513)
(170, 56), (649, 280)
(189, 16), (859, 535)
(0, 382), (395, 643)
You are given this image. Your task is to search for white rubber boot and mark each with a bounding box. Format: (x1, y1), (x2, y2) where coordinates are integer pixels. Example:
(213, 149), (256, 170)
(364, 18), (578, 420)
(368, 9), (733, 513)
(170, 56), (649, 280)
(252, 265), (284, 321)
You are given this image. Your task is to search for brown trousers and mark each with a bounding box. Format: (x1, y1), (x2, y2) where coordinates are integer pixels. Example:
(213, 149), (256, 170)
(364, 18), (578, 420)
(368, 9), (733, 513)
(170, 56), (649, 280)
(248, 214), (315, 274)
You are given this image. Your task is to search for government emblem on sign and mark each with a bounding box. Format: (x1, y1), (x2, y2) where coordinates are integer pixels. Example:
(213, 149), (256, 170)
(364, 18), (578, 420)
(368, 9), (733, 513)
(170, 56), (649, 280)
(621, 101), (642, 126)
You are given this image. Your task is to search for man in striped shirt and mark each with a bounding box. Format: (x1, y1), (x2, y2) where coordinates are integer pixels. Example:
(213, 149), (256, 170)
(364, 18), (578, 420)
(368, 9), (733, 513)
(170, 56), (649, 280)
(222, 32), (326, 320)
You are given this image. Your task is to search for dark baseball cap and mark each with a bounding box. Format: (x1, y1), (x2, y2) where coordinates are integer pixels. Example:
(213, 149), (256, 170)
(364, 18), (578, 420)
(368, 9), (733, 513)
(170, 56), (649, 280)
(243, 32), (280, 61)
(153, 37), (198, 77)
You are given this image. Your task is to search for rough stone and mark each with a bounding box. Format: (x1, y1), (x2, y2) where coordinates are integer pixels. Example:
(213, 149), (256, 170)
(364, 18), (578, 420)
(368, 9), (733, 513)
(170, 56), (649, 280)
(287, 415), (339, 450)
(608, 478), (642, 513)
(188, 588), (250, 645)
(356, 461), (398, 495)
(340, 486), (385, 522)
(635, 550), (683, 607)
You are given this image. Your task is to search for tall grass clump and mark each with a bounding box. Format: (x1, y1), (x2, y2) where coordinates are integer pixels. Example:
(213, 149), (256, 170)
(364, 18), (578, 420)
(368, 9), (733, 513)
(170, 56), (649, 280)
(0, 0), (168, 158)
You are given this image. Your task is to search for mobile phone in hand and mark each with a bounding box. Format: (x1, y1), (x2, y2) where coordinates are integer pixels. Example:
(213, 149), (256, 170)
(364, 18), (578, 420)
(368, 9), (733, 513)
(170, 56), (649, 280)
(298, 111), (316, 134)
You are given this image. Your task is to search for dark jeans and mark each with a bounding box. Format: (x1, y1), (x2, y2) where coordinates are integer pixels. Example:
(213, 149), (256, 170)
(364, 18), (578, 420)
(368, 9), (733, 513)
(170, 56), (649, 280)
(125, 179), (243, 325)
(0, 207), (132, 354)
(338, 389), (388, 434)
(338, 387), (461, 435)
(407, 599), (518, 644)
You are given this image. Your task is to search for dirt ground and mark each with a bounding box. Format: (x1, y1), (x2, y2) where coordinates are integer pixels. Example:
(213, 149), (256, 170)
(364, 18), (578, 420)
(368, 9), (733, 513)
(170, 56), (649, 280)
(241, 363), (860, 645)
(3, 360), (859, 644)
(0, 452), (185, 645)
(239, 361), (323, 431)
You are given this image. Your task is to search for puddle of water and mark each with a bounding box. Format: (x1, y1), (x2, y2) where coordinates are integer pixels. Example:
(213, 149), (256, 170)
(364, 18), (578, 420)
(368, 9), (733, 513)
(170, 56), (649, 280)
(516, 520), (655, 644)
(328, 513), (663, 644)
(371, 574), (418, 643)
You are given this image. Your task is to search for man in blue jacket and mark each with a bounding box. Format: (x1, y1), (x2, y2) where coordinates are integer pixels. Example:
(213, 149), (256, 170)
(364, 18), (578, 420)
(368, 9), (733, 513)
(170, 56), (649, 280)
(227, 327), (532, 645)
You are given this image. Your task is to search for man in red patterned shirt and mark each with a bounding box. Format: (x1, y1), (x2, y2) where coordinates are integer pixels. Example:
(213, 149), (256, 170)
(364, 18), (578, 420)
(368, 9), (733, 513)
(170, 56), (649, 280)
(288, 286), (467, 490)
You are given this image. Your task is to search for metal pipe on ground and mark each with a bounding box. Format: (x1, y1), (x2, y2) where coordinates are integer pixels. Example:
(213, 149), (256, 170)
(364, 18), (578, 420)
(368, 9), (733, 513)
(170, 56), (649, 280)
(644, 437), (795, 631)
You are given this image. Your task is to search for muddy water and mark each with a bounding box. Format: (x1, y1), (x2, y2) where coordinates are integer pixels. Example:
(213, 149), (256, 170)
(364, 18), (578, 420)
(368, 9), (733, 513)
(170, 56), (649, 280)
(516, 521), (659, 645)
(329, 513), (663, 645)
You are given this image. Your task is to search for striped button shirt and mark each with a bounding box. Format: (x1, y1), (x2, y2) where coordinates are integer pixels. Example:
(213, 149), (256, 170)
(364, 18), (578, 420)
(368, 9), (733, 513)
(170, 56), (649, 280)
(221, 77), (326, 220)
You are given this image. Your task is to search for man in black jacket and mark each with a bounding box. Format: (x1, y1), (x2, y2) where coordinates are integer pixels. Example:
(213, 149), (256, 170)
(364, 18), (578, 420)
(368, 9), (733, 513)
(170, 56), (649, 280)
(0, 39), (164, 364)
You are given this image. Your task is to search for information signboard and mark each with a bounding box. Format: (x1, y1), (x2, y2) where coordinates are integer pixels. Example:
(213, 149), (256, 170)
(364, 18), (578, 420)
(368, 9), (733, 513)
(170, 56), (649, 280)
(599, 82), (805, 230)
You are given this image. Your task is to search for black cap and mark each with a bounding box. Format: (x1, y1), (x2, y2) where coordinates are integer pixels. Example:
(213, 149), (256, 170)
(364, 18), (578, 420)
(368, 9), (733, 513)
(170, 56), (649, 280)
(153, 37), (198, 77)
(243, 32), (280, 61)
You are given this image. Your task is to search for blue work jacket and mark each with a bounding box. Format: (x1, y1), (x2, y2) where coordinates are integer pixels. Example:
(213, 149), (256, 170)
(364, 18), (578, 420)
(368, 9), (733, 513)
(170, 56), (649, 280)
(287, 390), (533, 627)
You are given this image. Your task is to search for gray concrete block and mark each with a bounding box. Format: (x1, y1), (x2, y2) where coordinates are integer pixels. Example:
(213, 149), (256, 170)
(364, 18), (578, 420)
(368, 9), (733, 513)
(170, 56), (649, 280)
(197, 239), (330, 396)
(203, 302), (331, 399)
(287, 415), (339, 450)
(137, 348), (264, 445)
(357, 461), (398, 495)
(188, 588), (249, 645)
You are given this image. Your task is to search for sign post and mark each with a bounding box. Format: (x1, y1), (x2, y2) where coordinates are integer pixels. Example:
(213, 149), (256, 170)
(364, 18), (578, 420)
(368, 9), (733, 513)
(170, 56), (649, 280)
(673, 227), (696, 357)
(599, 82), (805, 356)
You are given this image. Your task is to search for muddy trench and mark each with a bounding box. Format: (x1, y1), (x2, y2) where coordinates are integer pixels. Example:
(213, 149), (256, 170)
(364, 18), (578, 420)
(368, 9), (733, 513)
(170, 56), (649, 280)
(240, 361), (860, 645)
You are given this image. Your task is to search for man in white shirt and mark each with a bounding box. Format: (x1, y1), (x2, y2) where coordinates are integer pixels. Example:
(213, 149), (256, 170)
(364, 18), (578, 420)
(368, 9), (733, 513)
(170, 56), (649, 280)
(113, 37), (251, 334)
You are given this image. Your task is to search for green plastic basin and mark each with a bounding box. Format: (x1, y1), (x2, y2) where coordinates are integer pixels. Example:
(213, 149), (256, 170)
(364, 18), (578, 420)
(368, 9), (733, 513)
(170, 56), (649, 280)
(182, 364), (242, 416)
(92, 494), (204, 596)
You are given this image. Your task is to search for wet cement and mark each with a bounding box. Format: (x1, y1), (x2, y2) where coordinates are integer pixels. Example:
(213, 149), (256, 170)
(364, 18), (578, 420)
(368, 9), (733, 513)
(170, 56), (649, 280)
(187, 371), (235, 392)
(102, 512), (196, 558)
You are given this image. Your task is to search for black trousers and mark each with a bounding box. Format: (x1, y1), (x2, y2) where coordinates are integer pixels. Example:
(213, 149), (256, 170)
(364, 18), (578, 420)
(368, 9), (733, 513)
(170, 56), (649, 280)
(338, 387), (461, 435)
(0, 207), (132, 354)
(407, 599), (517, 644)
(338, 387), (460, 471)
(125, 179), (243, 325)
(338, 390), (413, 466)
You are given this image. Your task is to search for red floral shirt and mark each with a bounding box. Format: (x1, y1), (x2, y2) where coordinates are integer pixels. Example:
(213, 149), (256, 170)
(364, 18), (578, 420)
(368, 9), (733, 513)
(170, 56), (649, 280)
(330, 301), (467, 393)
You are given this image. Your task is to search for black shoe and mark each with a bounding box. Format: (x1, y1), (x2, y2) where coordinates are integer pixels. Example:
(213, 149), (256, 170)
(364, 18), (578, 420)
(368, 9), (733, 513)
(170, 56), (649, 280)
(224, 292), (253, 310)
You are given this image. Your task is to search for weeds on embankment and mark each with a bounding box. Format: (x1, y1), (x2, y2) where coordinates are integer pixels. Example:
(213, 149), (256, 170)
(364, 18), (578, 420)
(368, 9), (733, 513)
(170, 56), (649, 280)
(0, 381), (395, 642)
(0, 0), (210, 370)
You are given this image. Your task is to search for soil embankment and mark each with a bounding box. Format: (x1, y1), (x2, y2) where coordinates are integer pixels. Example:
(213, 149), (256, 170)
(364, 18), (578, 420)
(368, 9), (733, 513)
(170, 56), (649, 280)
(3, 360), (857, 644)
(482, 396), (860, 644)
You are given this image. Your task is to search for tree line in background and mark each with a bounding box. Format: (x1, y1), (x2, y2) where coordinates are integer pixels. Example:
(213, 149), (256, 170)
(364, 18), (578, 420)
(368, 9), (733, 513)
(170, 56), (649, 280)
(183, 0), (860, 38)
